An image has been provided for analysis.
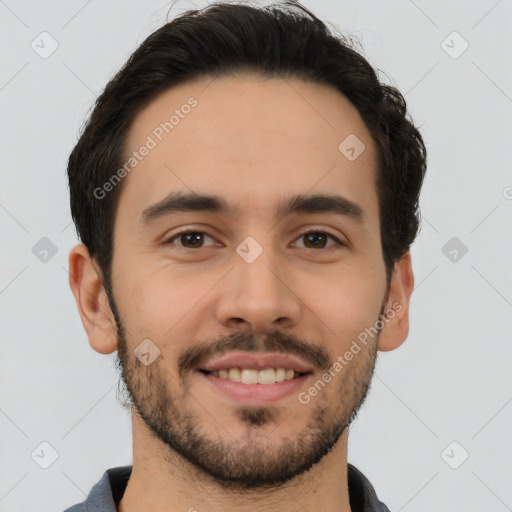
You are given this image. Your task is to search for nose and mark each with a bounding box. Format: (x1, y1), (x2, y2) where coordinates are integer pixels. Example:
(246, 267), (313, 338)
(215, 244), (301, 333)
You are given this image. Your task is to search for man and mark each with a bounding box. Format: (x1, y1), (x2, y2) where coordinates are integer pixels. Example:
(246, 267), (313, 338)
(64, 1), (425, 511)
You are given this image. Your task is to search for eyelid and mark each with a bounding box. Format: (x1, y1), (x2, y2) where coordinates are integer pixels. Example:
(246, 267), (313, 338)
(296, 226), (345, 242)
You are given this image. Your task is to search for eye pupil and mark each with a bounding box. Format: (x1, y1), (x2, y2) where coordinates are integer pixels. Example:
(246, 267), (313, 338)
(182, 232), (203, 248)
(305, 233), (327, 248)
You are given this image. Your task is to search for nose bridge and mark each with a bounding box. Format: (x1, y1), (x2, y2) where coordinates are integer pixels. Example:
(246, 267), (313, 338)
(216, 233), (300, 330)
(236, 238), (280, 295)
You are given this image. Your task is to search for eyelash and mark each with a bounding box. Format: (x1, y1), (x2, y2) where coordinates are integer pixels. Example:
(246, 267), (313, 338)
(163, 228), (345, 252)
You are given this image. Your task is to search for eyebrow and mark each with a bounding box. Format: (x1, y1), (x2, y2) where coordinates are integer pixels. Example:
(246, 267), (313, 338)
(140, 191), (365, 225)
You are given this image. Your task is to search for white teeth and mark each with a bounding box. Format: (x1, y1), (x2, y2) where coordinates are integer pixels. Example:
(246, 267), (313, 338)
(257, 368), (276, 385)
(275, 368), (286, 382)
(241, 369), (258, 384)
(228, 368), (242, 382)
(209, 367), (299, 384)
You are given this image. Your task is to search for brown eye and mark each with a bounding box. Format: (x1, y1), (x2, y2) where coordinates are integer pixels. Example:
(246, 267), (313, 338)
(293, 231), (343, 250)
(165, 231), (217, 249)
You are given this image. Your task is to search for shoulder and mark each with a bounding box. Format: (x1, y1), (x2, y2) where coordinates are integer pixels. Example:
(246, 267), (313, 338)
(348, 463), (391, 512)
(61, 466), (132, 512)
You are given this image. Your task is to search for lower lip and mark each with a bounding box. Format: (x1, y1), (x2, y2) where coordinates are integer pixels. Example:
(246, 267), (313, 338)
(199, 371), (312, 404)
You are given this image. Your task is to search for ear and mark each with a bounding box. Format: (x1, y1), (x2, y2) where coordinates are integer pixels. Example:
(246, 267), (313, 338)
(68, 243), (119, 354)
(377, 250), (415, 352)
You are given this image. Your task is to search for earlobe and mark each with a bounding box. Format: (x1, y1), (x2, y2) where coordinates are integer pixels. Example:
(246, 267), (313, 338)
(377, 251), (415, 352)
(68, 243), (119, 354)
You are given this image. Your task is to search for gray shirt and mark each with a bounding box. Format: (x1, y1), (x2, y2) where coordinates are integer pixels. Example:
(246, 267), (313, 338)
(63, 463), (391, 512)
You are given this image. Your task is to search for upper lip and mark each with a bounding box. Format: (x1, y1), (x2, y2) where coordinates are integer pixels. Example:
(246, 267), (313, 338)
(200, 352), (315, 373)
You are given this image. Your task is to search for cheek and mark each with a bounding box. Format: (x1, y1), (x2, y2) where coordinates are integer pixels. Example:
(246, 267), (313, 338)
(121, 266), (219, 347)
(308, 271), (383, 344)
(112, 264), (180, 339)
(135, 280), (181, 327)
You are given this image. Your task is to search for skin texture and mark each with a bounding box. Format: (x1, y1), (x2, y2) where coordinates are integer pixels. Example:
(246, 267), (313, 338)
(68, 73), (414, 512)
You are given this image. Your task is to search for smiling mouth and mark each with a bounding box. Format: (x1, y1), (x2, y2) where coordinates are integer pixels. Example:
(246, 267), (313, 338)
(199, 368), (310, 385)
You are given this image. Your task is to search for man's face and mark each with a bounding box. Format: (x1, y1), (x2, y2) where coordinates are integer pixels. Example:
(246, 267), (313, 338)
(109, 73), (389, 489)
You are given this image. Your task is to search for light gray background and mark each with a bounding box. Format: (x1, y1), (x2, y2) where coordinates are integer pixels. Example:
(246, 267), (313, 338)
(1, 0), (511, 510)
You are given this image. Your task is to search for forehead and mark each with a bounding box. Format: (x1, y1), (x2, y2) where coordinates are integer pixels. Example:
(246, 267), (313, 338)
(119, 73), (379, 226)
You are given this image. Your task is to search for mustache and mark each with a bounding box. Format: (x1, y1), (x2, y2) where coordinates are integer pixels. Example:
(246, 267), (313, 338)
(178, 330), (332, 380)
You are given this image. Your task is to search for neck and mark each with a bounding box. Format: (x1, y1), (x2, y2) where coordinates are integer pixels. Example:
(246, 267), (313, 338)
(118, 413), (352, 512)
